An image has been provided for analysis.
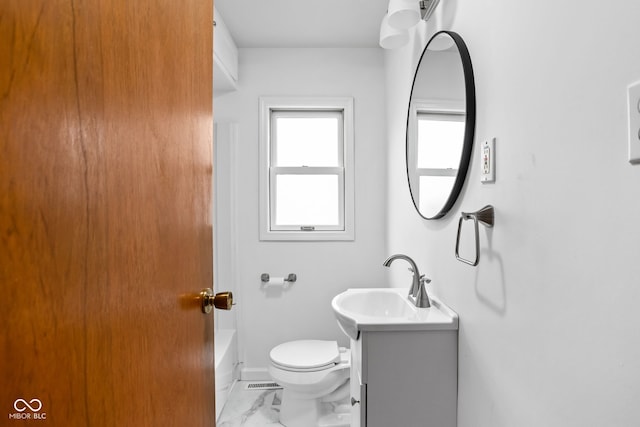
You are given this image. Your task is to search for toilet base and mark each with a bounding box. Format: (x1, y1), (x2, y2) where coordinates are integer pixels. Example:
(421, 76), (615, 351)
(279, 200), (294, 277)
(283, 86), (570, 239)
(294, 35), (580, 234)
(279, 390), (350, 427)
(280, 389), (320, 427)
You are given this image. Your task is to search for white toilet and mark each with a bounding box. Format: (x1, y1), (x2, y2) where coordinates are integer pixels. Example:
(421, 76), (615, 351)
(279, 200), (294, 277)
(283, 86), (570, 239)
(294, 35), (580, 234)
(269, 340), (351, 427)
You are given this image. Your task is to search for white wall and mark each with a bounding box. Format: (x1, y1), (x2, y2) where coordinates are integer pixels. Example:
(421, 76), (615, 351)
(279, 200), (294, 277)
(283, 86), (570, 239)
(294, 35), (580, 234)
(386, 1), (640, 426)
(215, 48), (387, 375)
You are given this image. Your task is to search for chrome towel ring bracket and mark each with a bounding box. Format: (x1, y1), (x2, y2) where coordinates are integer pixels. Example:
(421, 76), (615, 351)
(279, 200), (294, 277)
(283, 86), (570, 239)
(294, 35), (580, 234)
(455, 205), (495, 266)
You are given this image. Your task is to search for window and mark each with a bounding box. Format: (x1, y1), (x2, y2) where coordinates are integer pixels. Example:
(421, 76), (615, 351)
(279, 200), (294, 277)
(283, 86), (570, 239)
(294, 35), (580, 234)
(259, 97), (354, 241)
(408, 100), (465, 215)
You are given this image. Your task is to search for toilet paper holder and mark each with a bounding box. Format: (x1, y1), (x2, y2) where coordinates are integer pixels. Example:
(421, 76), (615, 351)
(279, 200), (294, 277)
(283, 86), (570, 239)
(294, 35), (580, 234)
(261, 273), (297, 284)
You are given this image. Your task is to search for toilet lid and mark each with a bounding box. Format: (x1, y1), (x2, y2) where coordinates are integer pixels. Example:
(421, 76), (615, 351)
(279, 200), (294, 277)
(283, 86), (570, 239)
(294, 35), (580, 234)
(270, 340), (340, 371)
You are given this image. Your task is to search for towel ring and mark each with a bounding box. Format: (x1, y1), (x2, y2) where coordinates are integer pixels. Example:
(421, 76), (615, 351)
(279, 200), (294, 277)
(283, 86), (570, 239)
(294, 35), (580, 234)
(455, 205), (494, 266)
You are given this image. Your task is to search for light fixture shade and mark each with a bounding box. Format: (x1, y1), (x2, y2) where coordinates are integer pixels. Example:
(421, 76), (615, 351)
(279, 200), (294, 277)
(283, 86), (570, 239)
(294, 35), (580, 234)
(387, 0), (421, 30)
(379, 14), (409, 49)
(427, 32), (456, 51)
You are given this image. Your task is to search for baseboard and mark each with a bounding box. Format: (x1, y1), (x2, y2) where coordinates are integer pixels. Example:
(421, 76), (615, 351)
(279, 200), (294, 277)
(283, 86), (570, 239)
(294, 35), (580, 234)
(240, 367), (271, 381)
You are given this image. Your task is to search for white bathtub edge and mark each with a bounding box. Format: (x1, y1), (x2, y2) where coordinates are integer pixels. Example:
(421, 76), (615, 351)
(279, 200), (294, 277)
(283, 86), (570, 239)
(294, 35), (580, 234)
(215, 329), (238, 420)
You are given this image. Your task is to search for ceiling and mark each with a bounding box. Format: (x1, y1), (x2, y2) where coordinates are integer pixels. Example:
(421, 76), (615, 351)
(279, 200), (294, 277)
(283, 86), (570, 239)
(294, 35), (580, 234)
(215, 0), (389, 48)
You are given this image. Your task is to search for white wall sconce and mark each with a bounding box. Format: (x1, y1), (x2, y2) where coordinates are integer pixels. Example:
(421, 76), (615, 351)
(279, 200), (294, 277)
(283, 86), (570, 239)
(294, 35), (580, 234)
(379, 0), (441, 49)
(379, 14), (410, 49)
(388, 0), (421, 30)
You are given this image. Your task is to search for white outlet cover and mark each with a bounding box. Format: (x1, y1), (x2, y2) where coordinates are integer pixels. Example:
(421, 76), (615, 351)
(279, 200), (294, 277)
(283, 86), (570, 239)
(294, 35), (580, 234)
(628, 80), (640, 164)
(481, 138), (495, 183)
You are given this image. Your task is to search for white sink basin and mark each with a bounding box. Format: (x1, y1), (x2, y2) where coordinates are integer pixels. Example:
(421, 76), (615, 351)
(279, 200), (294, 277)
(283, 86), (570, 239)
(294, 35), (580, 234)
(331, 288), (458, 340)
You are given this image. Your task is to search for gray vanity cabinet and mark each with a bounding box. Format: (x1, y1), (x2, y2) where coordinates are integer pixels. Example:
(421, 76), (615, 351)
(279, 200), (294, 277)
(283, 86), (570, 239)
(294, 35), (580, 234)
(350, 329), (458, 427)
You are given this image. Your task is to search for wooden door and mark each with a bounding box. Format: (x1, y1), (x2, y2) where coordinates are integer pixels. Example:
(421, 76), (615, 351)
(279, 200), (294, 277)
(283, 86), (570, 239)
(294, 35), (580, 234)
(0, 1), (215, 425)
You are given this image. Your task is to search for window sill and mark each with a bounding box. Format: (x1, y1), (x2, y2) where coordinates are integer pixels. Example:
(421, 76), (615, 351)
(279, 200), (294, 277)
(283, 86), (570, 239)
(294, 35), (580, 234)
(259, 229), (354, 242)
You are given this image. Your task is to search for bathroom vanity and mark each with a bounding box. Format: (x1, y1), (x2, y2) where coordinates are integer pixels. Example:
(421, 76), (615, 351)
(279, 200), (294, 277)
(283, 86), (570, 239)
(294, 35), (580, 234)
(332, 288), (459, 427)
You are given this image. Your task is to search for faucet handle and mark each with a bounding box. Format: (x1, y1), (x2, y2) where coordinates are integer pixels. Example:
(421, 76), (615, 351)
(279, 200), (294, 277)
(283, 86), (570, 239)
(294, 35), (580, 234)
(414, 276), (431, 308)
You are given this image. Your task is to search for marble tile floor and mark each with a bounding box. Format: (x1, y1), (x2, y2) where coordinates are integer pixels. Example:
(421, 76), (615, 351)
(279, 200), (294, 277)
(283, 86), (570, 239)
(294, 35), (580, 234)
(217, 381), (351, 427)
(217, 381), (285, 427)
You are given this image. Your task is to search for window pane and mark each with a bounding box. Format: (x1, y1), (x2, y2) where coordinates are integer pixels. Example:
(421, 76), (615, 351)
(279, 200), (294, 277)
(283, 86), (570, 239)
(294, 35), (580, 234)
(275, 116), (339, 167)
(417, 114), (465, 169)
(275, 175), (340, 226)
(419, 176), (455, 216)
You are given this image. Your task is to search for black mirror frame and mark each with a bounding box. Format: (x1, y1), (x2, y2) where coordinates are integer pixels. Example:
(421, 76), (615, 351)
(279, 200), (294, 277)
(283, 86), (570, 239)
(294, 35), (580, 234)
(406, 30), (476, 220)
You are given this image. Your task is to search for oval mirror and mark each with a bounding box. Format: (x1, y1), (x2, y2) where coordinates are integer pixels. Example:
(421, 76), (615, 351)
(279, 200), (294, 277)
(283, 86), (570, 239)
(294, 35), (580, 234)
(406, 31), (476, 219)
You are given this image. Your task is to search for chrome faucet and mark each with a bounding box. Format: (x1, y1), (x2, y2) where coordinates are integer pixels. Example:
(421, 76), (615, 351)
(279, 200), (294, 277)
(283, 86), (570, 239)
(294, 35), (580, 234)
(383, 254), (431, 308)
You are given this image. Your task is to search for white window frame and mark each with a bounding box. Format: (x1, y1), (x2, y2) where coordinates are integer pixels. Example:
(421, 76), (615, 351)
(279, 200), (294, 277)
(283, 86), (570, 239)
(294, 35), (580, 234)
(259, 97), (355, 241)
(408, 99), (465, 209)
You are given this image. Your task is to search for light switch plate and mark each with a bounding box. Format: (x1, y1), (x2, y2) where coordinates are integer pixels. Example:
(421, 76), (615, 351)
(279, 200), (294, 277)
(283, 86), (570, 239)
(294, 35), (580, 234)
(481, 138), (495, 183)
(628, 81), (640, 164)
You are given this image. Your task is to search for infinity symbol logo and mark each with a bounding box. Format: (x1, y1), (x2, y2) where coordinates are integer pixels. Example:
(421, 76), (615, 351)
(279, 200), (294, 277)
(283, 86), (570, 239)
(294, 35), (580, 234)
(14, 399), (43, 412)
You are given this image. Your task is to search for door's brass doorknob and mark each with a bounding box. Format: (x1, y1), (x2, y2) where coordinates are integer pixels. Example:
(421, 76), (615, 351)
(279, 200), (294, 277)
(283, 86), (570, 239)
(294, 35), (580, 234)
(200, 288), (233, 314)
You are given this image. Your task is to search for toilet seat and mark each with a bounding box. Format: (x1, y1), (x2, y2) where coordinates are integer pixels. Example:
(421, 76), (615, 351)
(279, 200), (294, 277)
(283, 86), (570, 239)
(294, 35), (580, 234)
(270, 340), (341, 372)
